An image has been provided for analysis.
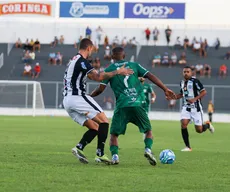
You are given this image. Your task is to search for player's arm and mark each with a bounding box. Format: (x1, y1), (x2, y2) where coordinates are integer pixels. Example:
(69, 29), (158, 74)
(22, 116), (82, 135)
(87, 65), (133, 82)
(90, 84), (106, 97)
(151, 92), (156, 103)
(176, 94), (183, 100)
(145, 72), (176, 100)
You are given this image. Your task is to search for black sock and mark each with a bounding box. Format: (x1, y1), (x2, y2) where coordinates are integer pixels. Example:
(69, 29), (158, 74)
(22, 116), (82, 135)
(97, 123), (109, 157)
(77, 129), (98, 150)
(202, 123), (210, 132)
(209, 113), (212, 122)
(181, 128), (191, 148)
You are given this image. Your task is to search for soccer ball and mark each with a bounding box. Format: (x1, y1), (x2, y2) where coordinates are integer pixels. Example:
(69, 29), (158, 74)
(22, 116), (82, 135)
(159, 149), (176, 164)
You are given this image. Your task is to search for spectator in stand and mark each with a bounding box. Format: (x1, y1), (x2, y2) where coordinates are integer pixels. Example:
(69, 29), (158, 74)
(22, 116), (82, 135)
(152, 53), (161, 67)
(23, 38), (29, 51)
(32, 63), (41, 79)
(179, 52), (187, 65)
(174, 37), (181, 49)
(29, 39), (34, 51)
(165, 25), (172, 45)
(191, 37), (196, 48)
(29, 50), (35, 61)
(170, 52), (177, 67)
(104, 35), (109, 48)
(55, 52), (63, 65)
(85, 26), (92, 39)
(215, 38), (220, 50)
(112, 36), (119, 48)
(145, 27), (151, 45)
(33, 39), (41, 52)
(96, 26), (103, 44)
(224, 51), (230, 60)
(183, 36), (190, 49)
(23, 63), (32, 77)
(122, 37), (128, 48)
(153, 27), (159, 46)
(22, 50), (32, 63)
(48, 52), (56, 65)
(50, 36), (58, 48)
(193, 41), (201, 53)
(203, 64), (211, 78)
(15, 38), (22, 48)
(93, 39), (99, 53)
(162, 52), (169, 66)
(195, 63), (204, 76)
(59, 35), (64, 44)
(200, 39), (208, 57)
(191, 65), (196, 77)
(219, 64), (227, 78)
(92, 57), (104, 73)
(74, 35), (82, 48)
(130, 37), (138, 48)
(104, 46), (111, 60)
(103, 96), (113, 110)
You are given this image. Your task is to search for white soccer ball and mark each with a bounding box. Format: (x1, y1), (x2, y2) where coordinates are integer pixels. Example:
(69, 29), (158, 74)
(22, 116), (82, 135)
(159, 149), (176, 164)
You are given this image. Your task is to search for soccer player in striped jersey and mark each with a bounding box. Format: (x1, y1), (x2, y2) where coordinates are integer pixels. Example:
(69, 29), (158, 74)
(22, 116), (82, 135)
(173, 66), (215, 152)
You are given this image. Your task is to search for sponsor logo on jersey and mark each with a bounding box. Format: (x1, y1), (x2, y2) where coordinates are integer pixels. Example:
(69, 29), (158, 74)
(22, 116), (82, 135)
(81, 62), (87, 69)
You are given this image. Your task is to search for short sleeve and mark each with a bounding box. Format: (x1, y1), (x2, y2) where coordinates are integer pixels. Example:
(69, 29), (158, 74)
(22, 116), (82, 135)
(83, 61), (94, 74)
(195, 79), (205, 91)
(136, 63), (149, 77)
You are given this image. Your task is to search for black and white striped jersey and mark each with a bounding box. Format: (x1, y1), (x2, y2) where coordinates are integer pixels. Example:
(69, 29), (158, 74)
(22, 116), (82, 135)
(180, 78), (205, 111)
(63, 54), (94, 96)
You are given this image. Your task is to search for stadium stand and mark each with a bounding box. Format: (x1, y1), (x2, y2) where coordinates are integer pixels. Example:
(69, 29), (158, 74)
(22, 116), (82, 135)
(0, 42), (229, 112)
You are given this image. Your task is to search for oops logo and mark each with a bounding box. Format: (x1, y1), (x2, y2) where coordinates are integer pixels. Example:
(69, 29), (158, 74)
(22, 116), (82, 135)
(133, 3), (174, 18)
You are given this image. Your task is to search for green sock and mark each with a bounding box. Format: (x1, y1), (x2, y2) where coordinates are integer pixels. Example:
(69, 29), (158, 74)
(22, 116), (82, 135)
(110, 145), (118, 155)
(144, 138), (153, 149)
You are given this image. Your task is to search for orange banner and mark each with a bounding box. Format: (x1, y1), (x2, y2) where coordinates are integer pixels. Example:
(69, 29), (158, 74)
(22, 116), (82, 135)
(0, 2), (52, 16)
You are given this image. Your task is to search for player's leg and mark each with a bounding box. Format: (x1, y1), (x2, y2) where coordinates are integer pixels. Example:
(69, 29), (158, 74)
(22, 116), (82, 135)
(130, 107), (157, 166)
(180, 107), (192, 151)
(208, 112), (212, 122)
(81, 95), (111, 164)
(110, 134), (119, 164)
(193, 111), (215, 134)
(109, 108), (128, 164)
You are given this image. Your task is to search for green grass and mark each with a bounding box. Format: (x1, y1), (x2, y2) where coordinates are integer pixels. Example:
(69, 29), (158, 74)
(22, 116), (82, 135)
(0, 116), (230, 192)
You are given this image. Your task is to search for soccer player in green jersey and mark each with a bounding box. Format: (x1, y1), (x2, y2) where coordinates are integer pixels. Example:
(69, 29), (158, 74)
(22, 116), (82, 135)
(140, 77), (156, 113)
(90, 47), (176, 166)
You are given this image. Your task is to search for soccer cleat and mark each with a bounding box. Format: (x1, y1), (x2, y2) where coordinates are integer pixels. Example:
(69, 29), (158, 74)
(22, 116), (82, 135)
(206, 121), (215, 133)
(181, 147), (192, 152)
(72, 147), (89, 164)
(95, 154), (112, 165)
(144, 148), (157, 166)
(112, 154), (119, 165)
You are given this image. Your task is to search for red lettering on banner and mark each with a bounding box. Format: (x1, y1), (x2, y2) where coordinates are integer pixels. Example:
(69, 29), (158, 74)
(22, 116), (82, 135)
(0, 2), (52, 16)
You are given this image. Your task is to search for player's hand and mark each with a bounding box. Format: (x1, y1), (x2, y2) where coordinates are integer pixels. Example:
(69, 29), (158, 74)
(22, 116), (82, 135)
(164, 89), (177, 100)
(151, 98), (156, 103)
(187, 98), (196, 104)
(117, 64), (134, 76)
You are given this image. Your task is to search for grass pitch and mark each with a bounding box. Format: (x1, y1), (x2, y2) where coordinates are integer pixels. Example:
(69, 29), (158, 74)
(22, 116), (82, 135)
(0, 116), (230, 192)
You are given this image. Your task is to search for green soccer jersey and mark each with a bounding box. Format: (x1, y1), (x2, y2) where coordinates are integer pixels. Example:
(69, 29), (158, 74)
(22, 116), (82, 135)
(101, 60), (149, 109)
(142, 83), (154, 108)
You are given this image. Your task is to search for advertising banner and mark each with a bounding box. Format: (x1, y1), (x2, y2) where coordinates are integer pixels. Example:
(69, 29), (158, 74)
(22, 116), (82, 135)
(124, 3), (185, 19)
(0, 1), (56, 17)
(60, 1), (119, 18)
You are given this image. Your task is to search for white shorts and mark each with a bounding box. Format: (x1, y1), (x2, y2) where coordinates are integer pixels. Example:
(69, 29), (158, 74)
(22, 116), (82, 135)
(63, 95), (103, 126)
(180, 107), (204, 126)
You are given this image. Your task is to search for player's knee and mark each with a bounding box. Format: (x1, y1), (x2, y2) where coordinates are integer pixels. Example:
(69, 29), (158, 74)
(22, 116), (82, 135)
(195, 127), (203, 133)
(93, 112), (109, 124)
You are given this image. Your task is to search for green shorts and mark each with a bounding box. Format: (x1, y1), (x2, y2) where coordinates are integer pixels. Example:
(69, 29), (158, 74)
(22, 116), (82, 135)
(110, 106), (152, 135)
